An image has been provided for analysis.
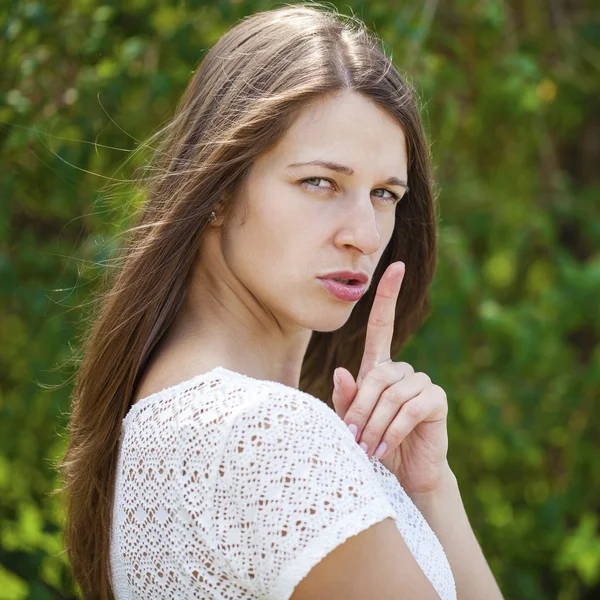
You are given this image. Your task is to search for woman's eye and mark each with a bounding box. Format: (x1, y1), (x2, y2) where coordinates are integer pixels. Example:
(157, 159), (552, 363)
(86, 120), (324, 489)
(300, 177), (401, 205)
(301, 177), (333, 190)
(372, 188), (401, 204)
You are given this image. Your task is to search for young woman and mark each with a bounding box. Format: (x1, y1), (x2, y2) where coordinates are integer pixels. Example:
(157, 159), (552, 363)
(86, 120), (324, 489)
(59, 4), (504, 599)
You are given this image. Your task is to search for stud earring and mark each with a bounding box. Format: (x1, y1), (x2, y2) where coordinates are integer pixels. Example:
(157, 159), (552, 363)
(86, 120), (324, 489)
(208, 211), (217, 223)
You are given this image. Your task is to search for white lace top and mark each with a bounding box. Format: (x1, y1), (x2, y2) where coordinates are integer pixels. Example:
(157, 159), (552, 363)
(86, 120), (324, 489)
(110, 366), (456, 599)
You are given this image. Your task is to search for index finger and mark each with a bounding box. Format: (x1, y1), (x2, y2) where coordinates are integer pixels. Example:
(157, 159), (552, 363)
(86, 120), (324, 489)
(357, 261), (406, 384)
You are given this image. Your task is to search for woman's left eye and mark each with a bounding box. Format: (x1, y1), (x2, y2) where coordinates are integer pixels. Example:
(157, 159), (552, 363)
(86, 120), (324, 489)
(300, 177), (400, 204)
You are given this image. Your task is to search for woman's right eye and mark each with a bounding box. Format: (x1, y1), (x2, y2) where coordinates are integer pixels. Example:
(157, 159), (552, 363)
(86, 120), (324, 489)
(301, 177), (334, 191)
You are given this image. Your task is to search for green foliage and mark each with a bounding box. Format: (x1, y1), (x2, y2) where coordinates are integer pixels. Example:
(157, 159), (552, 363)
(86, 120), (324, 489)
(1, 0), (598, 597)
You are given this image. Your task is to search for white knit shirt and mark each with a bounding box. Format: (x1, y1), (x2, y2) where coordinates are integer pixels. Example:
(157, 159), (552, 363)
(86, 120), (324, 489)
(110, 366), (456, 599)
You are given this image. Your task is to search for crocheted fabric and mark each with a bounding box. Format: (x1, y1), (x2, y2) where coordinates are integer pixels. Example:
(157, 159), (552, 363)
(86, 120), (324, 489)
(110, 366), (456, 599)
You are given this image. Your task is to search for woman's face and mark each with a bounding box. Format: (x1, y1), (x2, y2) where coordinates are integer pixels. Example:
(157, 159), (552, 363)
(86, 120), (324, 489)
(220, 90), (409, 333)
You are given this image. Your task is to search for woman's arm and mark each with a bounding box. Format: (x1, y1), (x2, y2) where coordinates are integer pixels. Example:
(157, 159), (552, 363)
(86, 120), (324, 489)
(406, 465), (505, 600)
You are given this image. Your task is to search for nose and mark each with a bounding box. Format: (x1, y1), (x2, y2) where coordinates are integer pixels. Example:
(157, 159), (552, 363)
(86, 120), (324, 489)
(332, 195), (383, 256)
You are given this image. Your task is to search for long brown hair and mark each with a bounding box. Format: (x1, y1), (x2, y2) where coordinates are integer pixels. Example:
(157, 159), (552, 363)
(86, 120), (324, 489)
(56, 3), (438, 597)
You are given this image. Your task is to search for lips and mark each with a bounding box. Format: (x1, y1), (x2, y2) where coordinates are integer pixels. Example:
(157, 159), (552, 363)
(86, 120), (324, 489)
(317, 277), (367, 302)
(318, 270), (369, 285)
(331, 277), (359, 284)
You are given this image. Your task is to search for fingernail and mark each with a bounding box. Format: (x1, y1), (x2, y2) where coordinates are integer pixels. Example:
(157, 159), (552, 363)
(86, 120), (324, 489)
(359, 442), (368, 454)
(374, 442), (387, 459)
(347, 423), (358, 441)
(333, 370), (340, 392)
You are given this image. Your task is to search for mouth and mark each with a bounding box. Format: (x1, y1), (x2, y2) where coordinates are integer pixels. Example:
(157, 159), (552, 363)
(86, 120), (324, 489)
(317, 277), (367, 301)
(329, 277), (361, 285)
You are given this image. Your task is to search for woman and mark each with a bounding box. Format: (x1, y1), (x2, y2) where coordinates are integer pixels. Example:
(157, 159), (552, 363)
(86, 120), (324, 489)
(58, 4), (504, 599)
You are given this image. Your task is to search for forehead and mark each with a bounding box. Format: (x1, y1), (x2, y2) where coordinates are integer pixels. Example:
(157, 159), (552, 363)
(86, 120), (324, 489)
(272, 91), (408, 176)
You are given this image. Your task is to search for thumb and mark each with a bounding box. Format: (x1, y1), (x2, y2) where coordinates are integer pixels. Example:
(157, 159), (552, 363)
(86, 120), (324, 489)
(332, 367), (358, 419)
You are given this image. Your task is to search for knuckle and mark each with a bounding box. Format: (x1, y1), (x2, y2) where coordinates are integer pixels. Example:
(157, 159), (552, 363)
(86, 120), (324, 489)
(379, 387), (398, 406)
(367, 314), (388, 329)
(366, 368), (389, 387)
(403, 401), (422, 421)
(416, 371), (432, 386)
(432, 384), (447, 399)
(386, 423), (405, 441)
(397, 361), (415, 374)
(348, 405), (370, 422)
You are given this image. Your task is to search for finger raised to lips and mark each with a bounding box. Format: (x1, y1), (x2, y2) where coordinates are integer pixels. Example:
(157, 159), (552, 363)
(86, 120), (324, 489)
(356, 261), (406, 387)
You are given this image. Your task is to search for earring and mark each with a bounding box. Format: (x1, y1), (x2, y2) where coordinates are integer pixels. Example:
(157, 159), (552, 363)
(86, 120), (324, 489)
(208, 211), (217, 223)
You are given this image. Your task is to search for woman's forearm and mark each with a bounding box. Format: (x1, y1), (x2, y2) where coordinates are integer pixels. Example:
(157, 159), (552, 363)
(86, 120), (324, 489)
(406, 466), (505, 600)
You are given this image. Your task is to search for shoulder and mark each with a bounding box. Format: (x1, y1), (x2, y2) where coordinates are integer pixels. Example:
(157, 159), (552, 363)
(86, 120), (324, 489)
(124, 368), (349, 449)
(218, 373), (353, 447)
(212, 372), (382, 495)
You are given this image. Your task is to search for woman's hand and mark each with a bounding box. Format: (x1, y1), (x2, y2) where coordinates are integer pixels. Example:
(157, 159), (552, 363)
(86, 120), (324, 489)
(331, 262), (451, 496)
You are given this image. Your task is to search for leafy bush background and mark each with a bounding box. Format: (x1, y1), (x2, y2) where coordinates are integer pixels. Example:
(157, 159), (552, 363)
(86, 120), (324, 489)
(1, 1), (599, 598)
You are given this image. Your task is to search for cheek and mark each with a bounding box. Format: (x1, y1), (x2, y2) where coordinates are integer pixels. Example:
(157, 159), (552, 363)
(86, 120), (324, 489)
(225, 207), (308, 278)
(229, 179), (329, 273)
(367, 219), (396, 269)
(382, 214), (397, 246)
(252, 186), (318, 245)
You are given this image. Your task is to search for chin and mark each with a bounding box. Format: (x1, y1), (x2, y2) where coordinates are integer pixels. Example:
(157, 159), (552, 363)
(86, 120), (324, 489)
(308, 308), (355, 333)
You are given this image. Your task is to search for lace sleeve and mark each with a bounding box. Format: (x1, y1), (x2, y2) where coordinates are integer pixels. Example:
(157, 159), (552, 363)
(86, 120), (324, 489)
(210, 385), (397, 599)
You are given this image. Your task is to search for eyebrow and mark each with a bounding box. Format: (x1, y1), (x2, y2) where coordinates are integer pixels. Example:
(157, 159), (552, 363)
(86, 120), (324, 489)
(287, 160), (409, 191)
